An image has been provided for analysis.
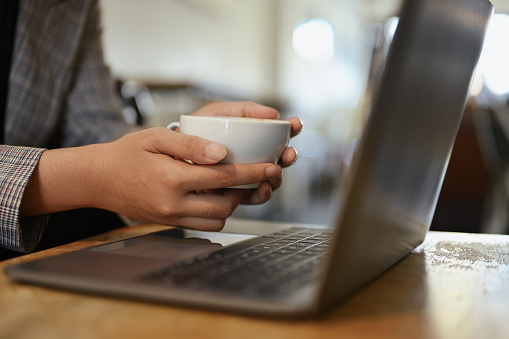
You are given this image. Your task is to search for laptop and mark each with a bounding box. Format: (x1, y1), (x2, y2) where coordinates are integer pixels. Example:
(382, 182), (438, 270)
(5, 0), (493, 318)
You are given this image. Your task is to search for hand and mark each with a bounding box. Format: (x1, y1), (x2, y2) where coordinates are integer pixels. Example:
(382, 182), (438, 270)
(191, 101), (303, 204)
(20, 128), (282, 231)
(193, 101), (302, 168)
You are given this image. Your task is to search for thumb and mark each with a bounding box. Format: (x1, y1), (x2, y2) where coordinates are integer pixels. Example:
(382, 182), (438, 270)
(151, 127), (227, 164)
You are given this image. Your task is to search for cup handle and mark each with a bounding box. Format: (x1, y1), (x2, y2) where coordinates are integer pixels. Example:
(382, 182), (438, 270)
(167, 122), (180, 131)
(166, 121), (193, 164)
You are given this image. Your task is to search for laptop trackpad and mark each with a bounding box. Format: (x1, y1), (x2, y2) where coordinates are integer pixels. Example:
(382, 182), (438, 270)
(89, 227), (256, 263)
(19, 228), (258, 282)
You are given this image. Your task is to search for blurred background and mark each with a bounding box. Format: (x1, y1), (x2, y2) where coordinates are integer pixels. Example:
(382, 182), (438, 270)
(99, 0), (509, 234)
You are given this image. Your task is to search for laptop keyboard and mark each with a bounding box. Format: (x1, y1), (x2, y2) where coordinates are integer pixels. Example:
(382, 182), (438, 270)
(137, 227), (333, 299)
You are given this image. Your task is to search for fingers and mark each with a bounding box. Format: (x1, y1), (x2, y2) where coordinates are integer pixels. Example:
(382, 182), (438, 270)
(280, 147), (298, 168)
(189, 103), (302, 167)
(192, 102), (302, 137)
(192, 101), (280, 119)
(171, 217), (229, 232)
(174, 182), (274, 230)
(278, 117), (302, 168)
(241, 164), (281, 205)
(287, 116), (303, 138)
(240, 181), (273, 205)
(181, 162), (282, 191)
(166, 188), (252, 231)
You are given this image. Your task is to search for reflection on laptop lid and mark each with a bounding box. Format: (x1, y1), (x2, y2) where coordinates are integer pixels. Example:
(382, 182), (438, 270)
(5, 0), (493, 318)
(317, 0), (493, 310)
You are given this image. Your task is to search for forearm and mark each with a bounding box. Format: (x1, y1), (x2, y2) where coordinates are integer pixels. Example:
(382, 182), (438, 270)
(19, 144), (104, 218)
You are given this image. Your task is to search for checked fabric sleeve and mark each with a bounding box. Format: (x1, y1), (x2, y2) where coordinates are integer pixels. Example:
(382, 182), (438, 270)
(0, 145), (48, 252)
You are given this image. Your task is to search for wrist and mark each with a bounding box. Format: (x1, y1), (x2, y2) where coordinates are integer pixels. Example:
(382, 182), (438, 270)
(19, 144), (106, 217)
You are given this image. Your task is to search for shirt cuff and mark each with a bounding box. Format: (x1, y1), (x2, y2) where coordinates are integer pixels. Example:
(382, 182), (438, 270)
(0, 146), (49, 253)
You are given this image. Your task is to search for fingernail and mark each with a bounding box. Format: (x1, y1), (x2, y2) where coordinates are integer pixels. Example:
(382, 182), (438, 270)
(265, 164), (281, 177)
(264, 182), (273, 197)
(205, 143), (227, 161)
(291, 149), (299, 165)
(296, 118), (303, 135)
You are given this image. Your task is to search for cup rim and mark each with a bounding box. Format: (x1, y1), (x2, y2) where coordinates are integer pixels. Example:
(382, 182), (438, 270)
(182, 115), (290, 125)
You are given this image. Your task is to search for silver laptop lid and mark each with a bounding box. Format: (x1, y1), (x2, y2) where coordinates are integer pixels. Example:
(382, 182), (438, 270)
(317, 0), (493, 310)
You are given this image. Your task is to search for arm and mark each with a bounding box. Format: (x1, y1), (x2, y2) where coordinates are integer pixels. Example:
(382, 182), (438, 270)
(0, 0), (131, 253)
(7, 2), (302, 251)
(19, 100), (302, 233)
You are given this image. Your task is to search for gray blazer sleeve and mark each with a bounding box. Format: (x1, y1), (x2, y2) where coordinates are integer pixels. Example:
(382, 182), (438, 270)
(0, 0), (135, 252)
(60, 0), (137, 147)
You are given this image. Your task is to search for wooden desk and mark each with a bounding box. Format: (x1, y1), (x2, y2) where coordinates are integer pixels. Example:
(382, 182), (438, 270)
(2, 225), (509, 339)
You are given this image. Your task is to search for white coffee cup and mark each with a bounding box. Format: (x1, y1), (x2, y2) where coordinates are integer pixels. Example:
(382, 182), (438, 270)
(167, 115), (291, 188)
